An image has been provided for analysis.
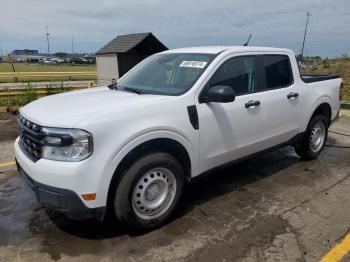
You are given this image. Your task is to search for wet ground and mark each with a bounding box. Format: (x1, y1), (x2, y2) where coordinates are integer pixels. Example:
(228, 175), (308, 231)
(0, 114), (350, 261)
(0, 113), (18, 143)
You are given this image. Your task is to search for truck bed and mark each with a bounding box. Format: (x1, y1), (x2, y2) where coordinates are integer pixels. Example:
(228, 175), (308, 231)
(301, 74), (341, 83)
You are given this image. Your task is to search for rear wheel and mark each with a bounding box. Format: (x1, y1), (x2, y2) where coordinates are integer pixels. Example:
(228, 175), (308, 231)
(295, 114), (328, 160)
(113, 152), (184, 230)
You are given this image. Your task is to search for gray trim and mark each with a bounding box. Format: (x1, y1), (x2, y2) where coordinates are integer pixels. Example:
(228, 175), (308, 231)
(17, 160), (106, 220)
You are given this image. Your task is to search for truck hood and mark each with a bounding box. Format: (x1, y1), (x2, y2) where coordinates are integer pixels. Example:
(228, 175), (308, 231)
(20, 87), (172, 127)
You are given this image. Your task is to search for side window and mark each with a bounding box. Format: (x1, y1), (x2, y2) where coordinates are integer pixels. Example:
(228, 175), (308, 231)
(263, 55), (293, 89)
(209, 56), (255, 95)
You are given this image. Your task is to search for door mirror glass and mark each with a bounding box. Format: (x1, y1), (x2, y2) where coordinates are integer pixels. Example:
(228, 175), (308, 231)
(203, 85), (235, 103)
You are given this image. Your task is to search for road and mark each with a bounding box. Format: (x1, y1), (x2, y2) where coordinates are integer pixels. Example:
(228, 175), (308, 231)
(0, 115), (349, 261)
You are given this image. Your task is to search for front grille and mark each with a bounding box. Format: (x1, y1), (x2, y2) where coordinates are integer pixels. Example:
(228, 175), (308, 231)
(17, 115), (44, 162)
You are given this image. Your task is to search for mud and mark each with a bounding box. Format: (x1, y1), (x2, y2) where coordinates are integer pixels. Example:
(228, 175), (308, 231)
(0, 113), (18, 143)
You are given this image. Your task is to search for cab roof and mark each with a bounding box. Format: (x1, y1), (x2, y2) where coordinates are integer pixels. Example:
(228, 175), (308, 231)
(161, 46), (293, 55)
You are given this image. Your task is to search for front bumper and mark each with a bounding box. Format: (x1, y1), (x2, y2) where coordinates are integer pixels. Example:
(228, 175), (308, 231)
(14, 137), (113, 209)
(16, 159), (105, 220)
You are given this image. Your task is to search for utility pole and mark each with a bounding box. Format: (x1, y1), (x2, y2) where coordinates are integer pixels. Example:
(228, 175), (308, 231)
(71, 35), (74, 56)
(45, 26), (50, 55)
(301, 12), (311, 62)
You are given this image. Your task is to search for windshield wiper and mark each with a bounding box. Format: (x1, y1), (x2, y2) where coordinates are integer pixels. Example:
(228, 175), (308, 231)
(107, 82), (118, 90)
(123, 87), (145, 95)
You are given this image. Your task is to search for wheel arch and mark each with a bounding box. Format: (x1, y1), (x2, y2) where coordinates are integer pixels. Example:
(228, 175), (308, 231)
(106, 138), (192, 209)
(308, 102), (332, 127)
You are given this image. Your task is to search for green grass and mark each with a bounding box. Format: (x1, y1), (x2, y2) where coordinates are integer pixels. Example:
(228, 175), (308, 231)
(0, 63), (96, 72)
(343, 83), (350, 101)
(0, 63), (97, 83)
(0, 64), (97, 106)
(0, 83), (74, 107)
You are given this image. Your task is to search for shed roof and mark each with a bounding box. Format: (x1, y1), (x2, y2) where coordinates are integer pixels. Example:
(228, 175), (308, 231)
(96, 32), (167, 54)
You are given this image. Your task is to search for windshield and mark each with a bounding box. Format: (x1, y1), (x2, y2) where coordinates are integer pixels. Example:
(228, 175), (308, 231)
(117, 53), (216, 95)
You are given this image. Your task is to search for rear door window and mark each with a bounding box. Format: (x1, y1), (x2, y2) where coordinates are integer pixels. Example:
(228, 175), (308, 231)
(262, 55), (293, 90)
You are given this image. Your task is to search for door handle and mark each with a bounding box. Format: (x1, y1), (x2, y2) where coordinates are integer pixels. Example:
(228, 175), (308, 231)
(245, 100), (261, 108)
(287, 92), (299, 99)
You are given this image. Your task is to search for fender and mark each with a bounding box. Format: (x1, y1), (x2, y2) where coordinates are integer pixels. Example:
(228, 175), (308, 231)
(109, 128), (197, 177)
(94, 128), (198, 207)
(304, 96), (333, 130)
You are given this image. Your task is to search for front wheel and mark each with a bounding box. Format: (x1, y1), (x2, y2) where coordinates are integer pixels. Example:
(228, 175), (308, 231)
(294, 114), (328, 160)
(113, 152), (184, 230)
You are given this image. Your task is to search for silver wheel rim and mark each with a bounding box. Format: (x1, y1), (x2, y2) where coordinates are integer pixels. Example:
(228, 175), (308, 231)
(132, 167), (177, 220)
(310, 121), (326, 153)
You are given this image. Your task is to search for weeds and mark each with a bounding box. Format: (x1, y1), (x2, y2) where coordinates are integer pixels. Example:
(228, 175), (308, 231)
(302, 57), (350, 101)
(46, 82), (72, 95)
(0, 82), (73, 107)
(23, 83), (37, 104)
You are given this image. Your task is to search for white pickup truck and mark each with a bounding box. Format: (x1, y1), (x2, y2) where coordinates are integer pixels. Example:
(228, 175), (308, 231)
(15, 46), (344, 229)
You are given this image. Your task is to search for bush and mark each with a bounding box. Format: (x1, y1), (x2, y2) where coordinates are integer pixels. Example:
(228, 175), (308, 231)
(0, 84), (37, 107)
(22, 83), (37, 105)
(322, 59), (330, 69)
(46, 82), (72, 95)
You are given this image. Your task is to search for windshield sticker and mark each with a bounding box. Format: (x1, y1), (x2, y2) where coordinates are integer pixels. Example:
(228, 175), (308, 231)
(179, 61), (208, 68)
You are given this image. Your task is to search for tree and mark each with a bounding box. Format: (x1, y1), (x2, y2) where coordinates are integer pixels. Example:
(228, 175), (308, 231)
(53, 52), (69, 58)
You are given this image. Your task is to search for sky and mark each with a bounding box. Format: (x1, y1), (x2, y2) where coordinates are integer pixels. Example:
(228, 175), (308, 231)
(0, 0), (349, 57)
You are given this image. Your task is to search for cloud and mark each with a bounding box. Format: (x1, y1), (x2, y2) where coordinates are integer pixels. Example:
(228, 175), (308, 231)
(0, 0), (349, 57)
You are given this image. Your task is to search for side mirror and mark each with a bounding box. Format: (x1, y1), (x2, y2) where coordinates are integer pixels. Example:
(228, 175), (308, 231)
(200, 85), (235, 103)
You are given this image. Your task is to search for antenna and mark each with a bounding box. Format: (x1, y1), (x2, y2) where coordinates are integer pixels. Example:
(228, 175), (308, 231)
(301, 12), (311, 62)
(45, 26), (50, 55)
(243, 33), (252, 46)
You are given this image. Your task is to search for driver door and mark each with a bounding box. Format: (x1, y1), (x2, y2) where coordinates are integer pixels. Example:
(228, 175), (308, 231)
(196, 55), (267, 173)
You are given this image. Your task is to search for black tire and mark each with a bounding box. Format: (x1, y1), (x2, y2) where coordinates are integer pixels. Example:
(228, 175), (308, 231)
(294, 114), (328, 160)
(113, 152), (184, 230)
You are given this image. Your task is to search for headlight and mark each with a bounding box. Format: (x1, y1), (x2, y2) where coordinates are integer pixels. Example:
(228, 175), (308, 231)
(41, 128), (93, 162)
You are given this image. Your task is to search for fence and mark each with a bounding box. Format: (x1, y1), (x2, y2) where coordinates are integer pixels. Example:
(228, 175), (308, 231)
(0, 71), (96, 78)
(0, 70), (97, 112)
(0, 82), (92, 96)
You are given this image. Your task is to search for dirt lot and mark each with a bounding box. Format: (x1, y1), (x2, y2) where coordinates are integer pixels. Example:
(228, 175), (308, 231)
(0, 113), (18, 143)
(0, 114), (350, 261)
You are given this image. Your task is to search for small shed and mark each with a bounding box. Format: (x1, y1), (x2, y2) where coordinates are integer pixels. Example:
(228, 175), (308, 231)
(96, 32), (168, 85)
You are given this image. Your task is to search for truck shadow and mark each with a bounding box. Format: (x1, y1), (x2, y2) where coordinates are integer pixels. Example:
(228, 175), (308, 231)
(50, 146), (300, 239)
(175, 146), (300, 218)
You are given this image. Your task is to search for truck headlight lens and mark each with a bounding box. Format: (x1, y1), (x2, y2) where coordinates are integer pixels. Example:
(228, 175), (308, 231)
(41, 128), (93, 162)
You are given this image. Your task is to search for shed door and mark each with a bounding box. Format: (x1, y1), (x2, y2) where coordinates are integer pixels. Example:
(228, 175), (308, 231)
(118, 53), (141, 77)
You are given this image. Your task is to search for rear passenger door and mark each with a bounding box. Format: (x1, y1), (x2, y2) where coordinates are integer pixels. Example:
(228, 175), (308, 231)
(256, 54), (302, 146)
